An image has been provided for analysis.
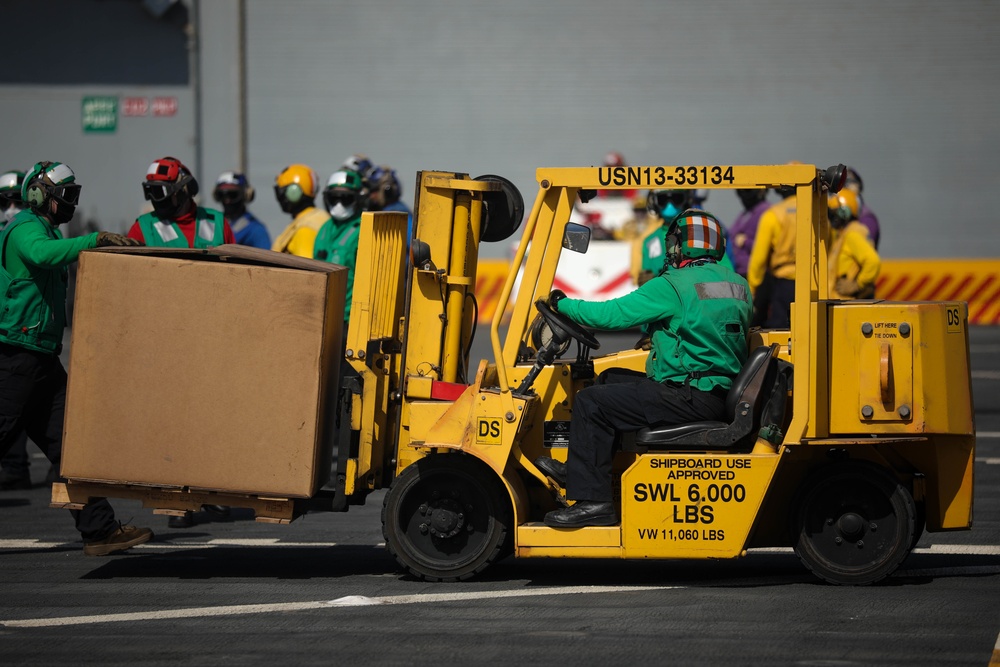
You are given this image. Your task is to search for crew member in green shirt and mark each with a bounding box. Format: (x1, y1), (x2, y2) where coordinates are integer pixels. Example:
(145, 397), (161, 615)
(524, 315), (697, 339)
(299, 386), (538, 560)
(0, 160), (153, 555)
(536, 210), (753, 528)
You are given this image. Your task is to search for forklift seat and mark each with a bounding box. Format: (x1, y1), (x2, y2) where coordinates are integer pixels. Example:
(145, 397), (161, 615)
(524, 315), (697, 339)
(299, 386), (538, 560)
(624, 343), (780, 452)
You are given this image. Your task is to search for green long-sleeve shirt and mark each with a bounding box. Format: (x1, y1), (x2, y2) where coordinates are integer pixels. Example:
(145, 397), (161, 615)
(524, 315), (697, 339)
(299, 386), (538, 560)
(0, 211), (98, 353)
(558, 261), (752, 390)
(4, 214), (97, 278)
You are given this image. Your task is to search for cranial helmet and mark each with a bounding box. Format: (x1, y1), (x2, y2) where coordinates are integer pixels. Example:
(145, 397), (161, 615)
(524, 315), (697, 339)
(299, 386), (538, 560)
(341, 154), (373, 178)
(366, 164), (401, 210)
(323, 169), (366, 222)
(213, 171), (255, 205)
(666, 209), (727, 266)
(274, 164), (318, 213)
(602, 152), (626, 168)
(22, 161), (81, 225)
(646, 189), (692, 222)
(0, 170), (25, 204)
(143, 156), (197, 219)
(827, 189), (859, 229)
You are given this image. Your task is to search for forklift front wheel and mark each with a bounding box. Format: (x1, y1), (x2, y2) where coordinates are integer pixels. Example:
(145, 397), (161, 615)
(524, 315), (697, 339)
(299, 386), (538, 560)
(382, 455), (512, 582)
(793, 461), (916, 586)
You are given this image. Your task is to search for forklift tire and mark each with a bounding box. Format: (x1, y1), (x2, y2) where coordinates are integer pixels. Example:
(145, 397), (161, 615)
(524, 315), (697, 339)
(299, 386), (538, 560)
(382, 454), (512, 582)
(792, 461), (916, 585)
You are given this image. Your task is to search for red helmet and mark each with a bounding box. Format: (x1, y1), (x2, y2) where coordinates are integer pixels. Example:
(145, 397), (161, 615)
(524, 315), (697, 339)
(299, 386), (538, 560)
(142, 156), (198, 218)
(602, 152), (626, 168)
(142, 156), (198, 202)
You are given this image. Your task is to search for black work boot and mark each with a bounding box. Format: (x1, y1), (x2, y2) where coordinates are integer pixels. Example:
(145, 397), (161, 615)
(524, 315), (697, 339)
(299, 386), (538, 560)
(534, 457), (566, 487)
(544, 501), (618, 528)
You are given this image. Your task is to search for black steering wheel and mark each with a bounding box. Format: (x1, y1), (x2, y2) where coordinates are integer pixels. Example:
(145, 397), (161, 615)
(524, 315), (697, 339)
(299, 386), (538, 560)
(534, 300), (600, 351)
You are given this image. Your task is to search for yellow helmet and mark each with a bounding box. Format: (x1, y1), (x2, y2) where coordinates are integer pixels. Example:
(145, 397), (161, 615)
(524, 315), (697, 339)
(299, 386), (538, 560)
(274, 164), (318, 212)
(827, 189), (859, 228)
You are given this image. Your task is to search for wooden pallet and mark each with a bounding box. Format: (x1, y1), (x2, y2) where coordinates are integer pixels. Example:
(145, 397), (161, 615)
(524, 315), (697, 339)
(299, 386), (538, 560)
(51, 481), (299, 524)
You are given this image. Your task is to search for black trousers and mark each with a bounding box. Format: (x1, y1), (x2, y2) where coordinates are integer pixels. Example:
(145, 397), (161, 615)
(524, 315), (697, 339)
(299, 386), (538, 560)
(0, 343), (116, 541)
(567, 369), (726, 502)
(763, 277), (795, 330)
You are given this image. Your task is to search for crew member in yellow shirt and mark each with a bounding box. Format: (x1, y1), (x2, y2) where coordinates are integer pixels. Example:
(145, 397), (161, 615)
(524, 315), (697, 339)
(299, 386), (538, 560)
(271, 164), (331, 258)
(827, 189), (880, 299)
(746, 184), (797, 328)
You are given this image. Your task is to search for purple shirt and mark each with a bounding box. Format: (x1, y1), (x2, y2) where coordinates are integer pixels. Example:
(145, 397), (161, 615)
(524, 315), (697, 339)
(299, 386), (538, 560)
(857, 204), (880, 249)
(728, 200), (771, 277)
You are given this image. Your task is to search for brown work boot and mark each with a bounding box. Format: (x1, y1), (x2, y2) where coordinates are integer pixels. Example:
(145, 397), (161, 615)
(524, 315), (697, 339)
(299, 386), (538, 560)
(83, 524), (154, 556)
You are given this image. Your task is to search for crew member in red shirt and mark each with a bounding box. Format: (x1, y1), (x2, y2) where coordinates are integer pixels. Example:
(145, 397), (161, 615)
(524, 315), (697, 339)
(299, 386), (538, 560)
(128, 156), (234, 247)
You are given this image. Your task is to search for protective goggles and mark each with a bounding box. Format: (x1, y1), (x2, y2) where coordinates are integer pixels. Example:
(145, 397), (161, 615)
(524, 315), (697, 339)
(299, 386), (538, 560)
(49, 183), (82, 206)
(649, 191), (688, 210)
(214, 187), (244, 204)
(143, 175), (190, 203)
(324, 191), (357, 207)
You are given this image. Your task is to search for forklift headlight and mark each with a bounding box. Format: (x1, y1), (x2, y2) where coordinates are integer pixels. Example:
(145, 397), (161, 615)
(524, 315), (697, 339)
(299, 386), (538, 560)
(410, 238), (433, 270)
(823, 164), (848, 193)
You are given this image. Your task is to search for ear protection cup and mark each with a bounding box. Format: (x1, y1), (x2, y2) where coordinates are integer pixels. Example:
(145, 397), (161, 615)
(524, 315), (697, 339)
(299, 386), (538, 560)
(245, 185), (255, 203)
(26, 183), (46, 207)
(187, 176), (199, 198)
(284, 183), (303, 204)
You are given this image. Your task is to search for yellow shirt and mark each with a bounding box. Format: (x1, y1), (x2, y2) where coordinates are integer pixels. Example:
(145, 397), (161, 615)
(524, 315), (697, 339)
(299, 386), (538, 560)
(747, 196), (797, 295)
(829, 221), (880, 299)
(271, 206), (331, 258)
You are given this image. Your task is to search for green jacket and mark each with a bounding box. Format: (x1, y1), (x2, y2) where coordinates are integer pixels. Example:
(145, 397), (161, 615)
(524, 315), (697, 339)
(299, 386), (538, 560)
(313, 214), (361, 319)
(0, 210), (97, 354)
(558, 261), (752, 391)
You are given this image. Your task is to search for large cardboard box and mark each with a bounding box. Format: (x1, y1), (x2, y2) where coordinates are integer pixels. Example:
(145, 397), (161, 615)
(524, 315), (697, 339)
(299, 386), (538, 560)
(61, 245), (345, 498)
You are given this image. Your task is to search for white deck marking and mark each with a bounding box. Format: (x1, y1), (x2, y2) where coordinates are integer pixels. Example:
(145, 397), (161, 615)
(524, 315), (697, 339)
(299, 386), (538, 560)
(0, 539), (339, 550)
(972, 370), (1000, 380)
(0, 585), (680, 628)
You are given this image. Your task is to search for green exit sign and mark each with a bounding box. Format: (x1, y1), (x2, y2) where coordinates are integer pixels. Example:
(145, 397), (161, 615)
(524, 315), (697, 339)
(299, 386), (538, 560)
(82, 96), (117, 133)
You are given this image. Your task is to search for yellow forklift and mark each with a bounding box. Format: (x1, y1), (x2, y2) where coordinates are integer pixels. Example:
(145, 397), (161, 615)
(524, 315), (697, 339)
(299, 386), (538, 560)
(55, 164), (975, 585)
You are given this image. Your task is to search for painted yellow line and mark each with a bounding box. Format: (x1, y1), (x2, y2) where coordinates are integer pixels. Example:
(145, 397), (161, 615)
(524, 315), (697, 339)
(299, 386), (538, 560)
(0, 585), (679, 628)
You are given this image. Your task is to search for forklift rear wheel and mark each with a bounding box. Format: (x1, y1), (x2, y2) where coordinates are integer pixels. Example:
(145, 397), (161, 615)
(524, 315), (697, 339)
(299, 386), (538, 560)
(382, 455), (512, 582)
(793, 461), (916, 585)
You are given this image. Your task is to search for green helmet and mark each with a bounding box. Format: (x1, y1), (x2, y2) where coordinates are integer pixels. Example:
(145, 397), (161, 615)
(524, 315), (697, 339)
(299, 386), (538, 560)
(22, 161), (80, 210)
(0, 170), (25, 202)
(323, 169), (367, 222)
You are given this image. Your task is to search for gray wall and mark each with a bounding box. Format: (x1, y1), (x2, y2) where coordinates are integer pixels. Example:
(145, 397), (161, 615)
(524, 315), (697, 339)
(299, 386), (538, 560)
(2, 0), (998, 259)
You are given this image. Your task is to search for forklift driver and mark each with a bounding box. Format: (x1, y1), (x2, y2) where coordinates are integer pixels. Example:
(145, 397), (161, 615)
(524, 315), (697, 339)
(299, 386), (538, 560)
(535, 210), (753, 528)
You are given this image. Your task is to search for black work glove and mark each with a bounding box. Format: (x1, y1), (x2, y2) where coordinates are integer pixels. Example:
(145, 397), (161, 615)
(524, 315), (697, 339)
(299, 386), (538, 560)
(96, 232), (143, 247)
(547, 289), (567, 311)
